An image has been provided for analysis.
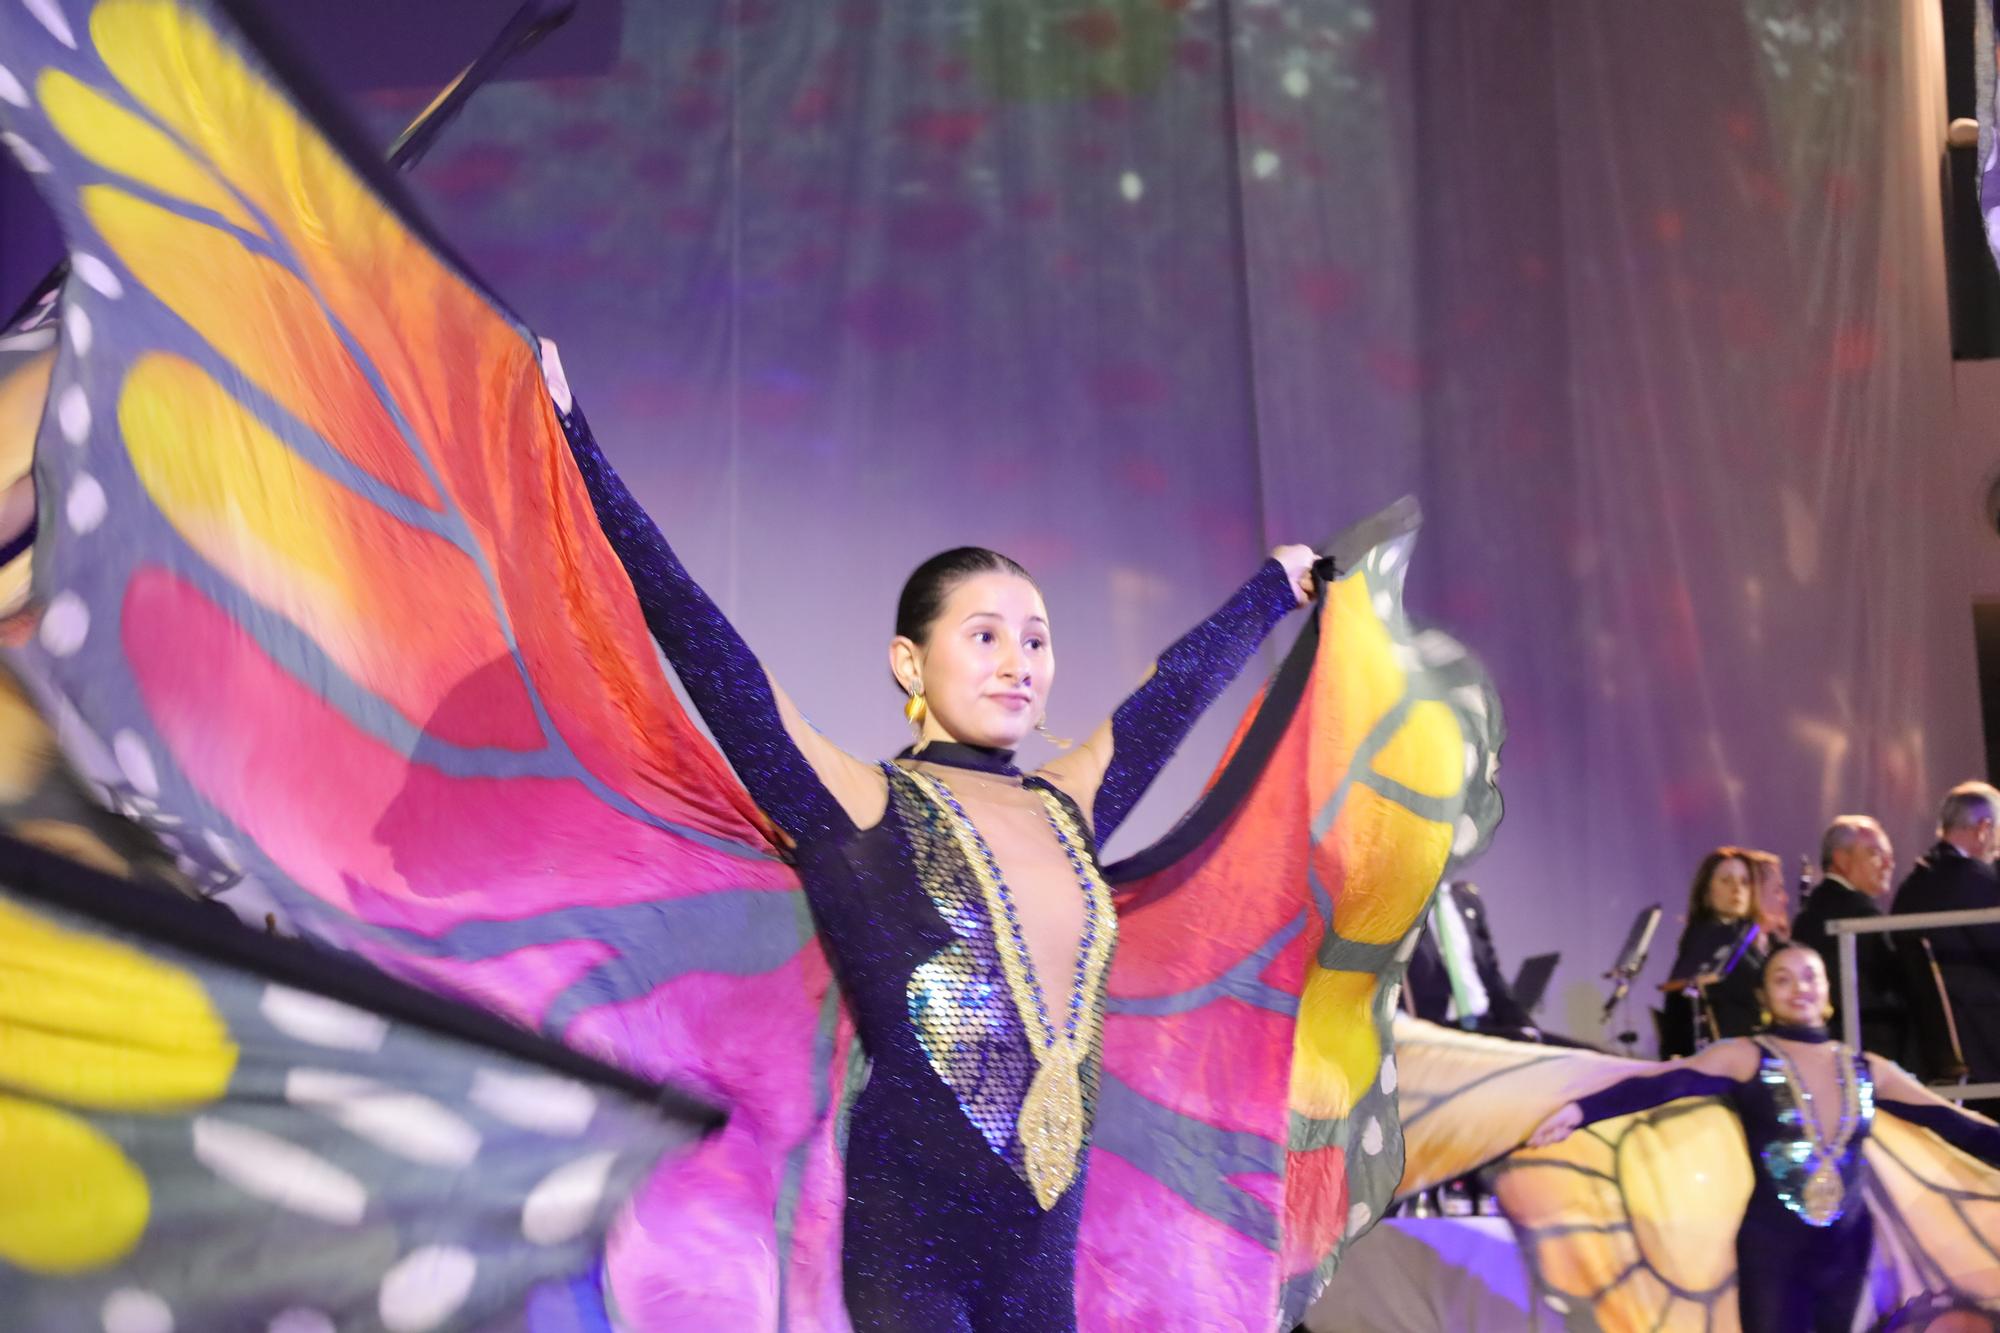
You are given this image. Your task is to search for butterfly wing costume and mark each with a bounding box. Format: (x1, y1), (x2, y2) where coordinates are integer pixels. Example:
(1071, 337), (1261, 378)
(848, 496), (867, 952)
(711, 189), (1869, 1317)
(0, 2), (1502, 1327)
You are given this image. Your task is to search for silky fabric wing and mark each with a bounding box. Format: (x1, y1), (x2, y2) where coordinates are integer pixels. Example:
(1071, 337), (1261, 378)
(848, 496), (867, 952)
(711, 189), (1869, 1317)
(0, 831), (718, 1332)
(1083, 504), (1505, 1331)
(0, 1), (841, 1325)
(1390, 1020), (2000, 1330)
(0, 5), (1517, 1330)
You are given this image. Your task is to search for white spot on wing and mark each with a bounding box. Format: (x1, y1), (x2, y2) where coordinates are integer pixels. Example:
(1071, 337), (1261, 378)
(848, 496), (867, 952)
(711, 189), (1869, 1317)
(192, 1116), (367, 1224)
(286, 1069), (482, 1167)
(1454, 812), (1480, 855)
(101, 1290), (173, 1333)
(3, 130), (51, 173)
(469, 1068), (597, 1136)
(260, 985), (388, 1051)
(24, 0), (79, 48)
(67, 471), (106, 533)
(378, 1245), (477, 1332)
(522, 1150), (618, 1245)
(72, 252), (123, 298)
(268, 1311), (336, 1333)
(57, 383), (90, 443)
(39, 590), (88, 655)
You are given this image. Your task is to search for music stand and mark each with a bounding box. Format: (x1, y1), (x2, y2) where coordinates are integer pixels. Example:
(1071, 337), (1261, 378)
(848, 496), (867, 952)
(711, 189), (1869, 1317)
(1511, 953), (1560, 1017)
(1602, 904), (1663, 1056)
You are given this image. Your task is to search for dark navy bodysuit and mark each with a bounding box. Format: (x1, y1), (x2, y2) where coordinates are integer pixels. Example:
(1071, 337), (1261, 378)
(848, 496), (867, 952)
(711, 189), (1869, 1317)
(559, 401), (1298, 1329)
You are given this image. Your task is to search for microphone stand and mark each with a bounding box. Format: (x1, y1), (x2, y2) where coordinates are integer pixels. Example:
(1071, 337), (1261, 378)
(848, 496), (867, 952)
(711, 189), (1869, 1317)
(1602, 962), (1643, 1056)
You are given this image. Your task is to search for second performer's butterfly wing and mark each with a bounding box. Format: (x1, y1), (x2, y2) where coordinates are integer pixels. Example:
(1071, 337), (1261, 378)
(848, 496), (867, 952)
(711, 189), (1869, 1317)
(0, 1), (845, 1327)
(1387, 1020), (1749, 1331)
(1086, 503), (1505, 1330)
(1386, 1022), (2000, 1330)
(1863, 1114), (2000, 1313)
(1391, 1017), (1649, 1196)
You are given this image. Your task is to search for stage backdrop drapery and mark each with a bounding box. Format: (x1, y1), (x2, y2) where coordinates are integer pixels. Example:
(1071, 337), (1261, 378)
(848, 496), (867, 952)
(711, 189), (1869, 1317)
(0, 0), (1974, 1045)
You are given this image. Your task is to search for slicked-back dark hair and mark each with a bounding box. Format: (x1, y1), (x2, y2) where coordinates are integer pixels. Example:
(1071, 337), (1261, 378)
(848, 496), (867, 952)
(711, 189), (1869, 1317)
(1759, 940), (1825, 988)
(894, 547), (1038, 645)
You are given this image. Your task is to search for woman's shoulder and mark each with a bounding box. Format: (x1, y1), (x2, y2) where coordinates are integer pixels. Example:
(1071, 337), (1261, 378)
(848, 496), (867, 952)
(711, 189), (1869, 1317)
(1688, 1037), (1762, 1081)
(1678, 916), (1741, 942)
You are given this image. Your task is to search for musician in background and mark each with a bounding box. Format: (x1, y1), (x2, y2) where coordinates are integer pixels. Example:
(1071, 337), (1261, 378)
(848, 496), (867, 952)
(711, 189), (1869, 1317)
(1405, 880), (1536, 1037)
(1792, 814), (1908, 1062)
(1661, 846), (1768, 1054)
(1747, 848), (1791, 944)
(1894, 782), (2000, 1113)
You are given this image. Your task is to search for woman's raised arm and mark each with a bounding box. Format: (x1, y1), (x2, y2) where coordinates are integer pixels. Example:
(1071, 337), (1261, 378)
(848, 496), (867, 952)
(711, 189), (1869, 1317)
(1038, 547), (1313, 846)
(547, 342), (884, 836)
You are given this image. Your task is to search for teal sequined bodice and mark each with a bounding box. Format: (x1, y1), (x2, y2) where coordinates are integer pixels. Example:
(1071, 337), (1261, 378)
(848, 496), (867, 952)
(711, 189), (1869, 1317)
(1747, 1037), (1874, 1227)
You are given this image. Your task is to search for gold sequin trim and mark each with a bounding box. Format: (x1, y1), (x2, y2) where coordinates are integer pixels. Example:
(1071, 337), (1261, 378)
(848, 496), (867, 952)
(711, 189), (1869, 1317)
(906, 771), (1117, 1209)
(1753, 1035), (1866, 1226)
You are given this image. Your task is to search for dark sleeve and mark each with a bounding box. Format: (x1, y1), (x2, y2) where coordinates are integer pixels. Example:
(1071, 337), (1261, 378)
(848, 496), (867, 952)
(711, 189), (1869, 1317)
(558, 399), (850, 842)
(1573, 1067), (1739, 1126)
(1667, 924), (1715, 980)
(1790, 904), (1829, 957)
(1091, 560), (1298, 844)
(1898, 865), (2000, 970)
(1879, 1098), (2000, 1168)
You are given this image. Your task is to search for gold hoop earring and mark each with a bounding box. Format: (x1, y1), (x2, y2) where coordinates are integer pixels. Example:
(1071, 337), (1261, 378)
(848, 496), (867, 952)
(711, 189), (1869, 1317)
(1035, 719), (1073, 749)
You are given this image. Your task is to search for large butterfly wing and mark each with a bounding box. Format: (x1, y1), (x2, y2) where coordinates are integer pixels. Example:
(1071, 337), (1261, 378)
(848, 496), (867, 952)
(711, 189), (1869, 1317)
(1386, 1019), (1748, 1331)
(0, 2), (842, 1326)
(1084, 502), (1505, 1330)
(1390, 1017), (1648, 1196)
(1863, 1115), (2000, 1314)
(0, 831), (715, 1332)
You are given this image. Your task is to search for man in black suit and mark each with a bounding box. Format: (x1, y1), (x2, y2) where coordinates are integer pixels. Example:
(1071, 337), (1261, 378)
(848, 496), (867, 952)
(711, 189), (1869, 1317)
(1893, 782), (2000, 1109)
(1404, 880), (1535, 1036)
(1792, 815), (1908, 1060)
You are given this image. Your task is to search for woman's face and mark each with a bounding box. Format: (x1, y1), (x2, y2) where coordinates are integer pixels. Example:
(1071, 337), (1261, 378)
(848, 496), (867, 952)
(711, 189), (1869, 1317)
(1706, 857), (1753, 921)
(1761, 947), (1830, 1027)
(896, 572), (1053, 750)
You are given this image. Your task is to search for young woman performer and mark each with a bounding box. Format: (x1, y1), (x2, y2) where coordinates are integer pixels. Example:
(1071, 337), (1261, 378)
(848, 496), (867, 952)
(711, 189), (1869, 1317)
(1531, 943), (2000, 1332)
(559, 385), (1316, 1329)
